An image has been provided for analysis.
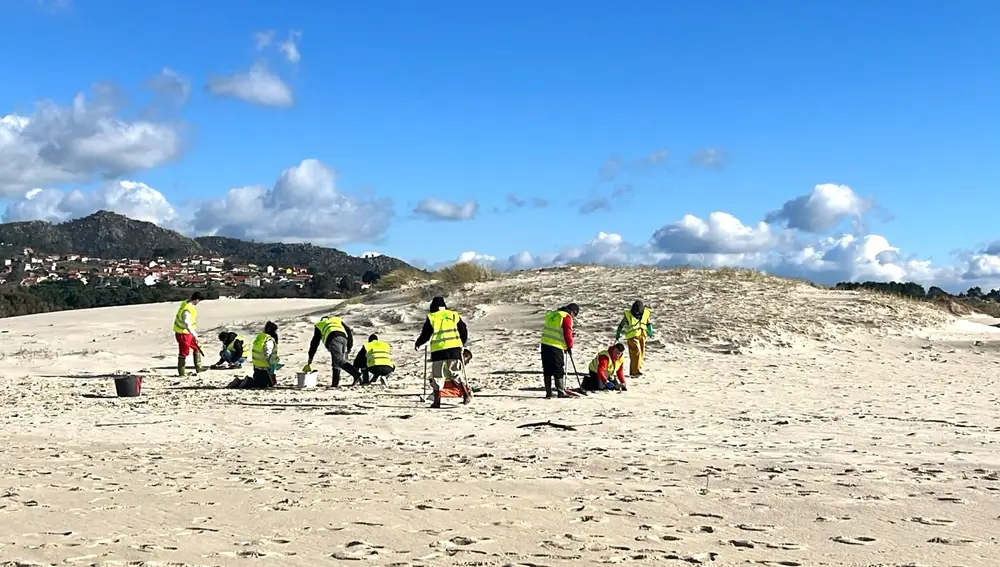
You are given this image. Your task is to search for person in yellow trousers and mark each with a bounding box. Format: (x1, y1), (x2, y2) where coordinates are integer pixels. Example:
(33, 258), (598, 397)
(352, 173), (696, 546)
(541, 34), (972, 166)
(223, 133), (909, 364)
(172, 291), (205, 376)
(414, 296), (471, 408)
(615, 299), (655, 378)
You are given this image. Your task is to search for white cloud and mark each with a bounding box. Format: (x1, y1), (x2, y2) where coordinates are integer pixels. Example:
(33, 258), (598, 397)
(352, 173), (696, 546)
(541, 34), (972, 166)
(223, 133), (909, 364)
(206, 62), (294, 108)
(1, 159), (391, 247)
(190, 158), (392, 245)
(254, 30), (275, 50)
(765, 183), (871, 233)
(651, 212), (778, 254)
(280, 31), (302, 64)
(690, 148), (728, 169)
(145, 67), (191, 104)
(3, 180), (178, 225)
(430, 183), (1000, 293)
(413, 198), (478, 221)
(0, 87), (185, 195)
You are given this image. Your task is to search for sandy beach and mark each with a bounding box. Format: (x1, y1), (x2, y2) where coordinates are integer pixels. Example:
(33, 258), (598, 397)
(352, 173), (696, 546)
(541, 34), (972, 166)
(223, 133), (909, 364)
(2, 266), (999, 566)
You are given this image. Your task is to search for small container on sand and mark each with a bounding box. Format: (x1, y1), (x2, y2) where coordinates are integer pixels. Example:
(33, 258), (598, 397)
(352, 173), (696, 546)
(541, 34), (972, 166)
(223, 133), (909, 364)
(297, 371), (317, 389)
(114, 375), (143, 397)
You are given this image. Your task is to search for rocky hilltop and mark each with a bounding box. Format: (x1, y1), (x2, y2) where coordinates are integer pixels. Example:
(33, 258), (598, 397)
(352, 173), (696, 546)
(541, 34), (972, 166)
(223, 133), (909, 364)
(0, 211), (415, 277)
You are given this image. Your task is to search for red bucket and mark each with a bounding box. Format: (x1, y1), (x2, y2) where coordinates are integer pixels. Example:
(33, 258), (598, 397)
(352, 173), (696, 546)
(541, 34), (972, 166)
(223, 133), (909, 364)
(114, 375), (143, 397)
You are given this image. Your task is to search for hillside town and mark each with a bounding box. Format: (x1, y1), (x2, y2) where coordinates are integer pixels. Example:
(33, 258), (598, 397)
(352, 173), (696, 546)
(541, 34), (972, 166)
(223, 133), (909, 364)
(0, 247), (319, 289)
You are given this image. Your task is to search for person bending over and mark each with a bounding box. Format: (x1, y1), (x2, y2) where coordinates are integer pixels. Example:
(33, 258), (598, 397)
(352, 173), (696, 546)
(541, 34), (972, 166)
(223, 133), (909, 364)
(212, 332), (248, 369)
(305, 315), (362, 388)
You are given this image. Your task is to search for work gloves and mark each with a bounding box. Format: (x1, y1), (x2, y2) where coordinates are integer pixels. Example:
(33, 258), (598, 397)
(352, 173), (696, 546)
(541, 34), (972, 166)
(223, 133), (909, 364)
(302, 363), (313, 373)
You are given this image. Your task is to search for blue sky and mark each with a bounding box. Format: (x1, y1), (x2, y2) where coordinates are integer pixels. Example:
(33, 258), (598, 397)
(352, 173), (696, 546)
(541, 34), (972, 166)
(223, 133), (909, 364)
(1, 0), (999, 289)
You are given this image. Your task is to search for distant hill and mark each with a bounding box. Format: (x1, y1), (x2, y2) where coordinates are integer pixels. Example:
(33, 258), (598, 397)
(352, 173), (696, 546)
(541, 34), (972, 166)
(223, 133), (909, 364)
(0, 211), (417, 277)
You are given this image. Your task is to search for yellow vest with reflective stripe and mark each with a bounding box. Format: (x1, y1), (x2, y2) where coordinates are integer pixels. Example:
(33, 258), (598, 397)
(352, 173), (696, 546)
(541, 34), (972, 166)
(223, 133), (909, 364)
(172, 300), (197, 334)
(589, 348), (624, 375)
(316, 317), (346, 342)
(540, 310), (569, 350)
(622, 308), (651, 339)
(427, 309), (462, 352)
(227, 335), (247, 357)
(365, 340), (394, 368)
(251, 332), (277, 369)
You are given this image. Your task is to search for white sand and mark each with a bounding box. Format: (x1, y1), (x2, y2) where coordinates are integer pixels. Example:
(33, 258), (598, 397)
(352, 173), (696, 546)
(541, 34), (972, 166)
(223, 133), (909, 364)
(2, 268), (999, 566)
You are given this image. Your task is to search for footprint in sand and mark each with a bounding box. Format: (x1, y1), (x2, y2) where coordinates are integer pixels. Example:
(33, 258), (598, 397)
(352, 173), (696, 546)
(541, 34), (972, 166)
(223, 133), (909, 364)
(830, 535), (876, 545)
(906, 517), (954, 526)
(331, 540), (384, 560)
(814, 515), (851, 522)
(734, 523), (775, 532)
(936, 496), (966, 504)
(928, 536), (976, 546)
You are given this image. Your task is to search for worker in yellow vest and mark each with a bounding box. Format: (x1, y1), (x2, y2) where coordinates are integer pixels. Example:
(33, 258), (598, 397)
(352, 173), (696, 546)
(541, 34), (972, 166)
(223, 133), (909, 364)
(615, 299), (654, 377)
(247, 321), (280, 388)
(305, 315), (362, 387)
(539, 302), (580, 398)
(172, 291), (205, 376)
(352, 333), (395, 386)
(212, 331), (248, 369)
(583, 343), (627, 392)
(414, 296), (471, 408)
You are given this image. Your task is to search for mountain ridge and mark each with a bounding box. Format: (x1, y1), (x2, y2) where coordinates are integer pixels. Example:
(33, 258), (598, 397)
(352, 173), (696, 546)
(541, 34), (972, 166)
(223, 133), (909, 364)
(0, 211), (417, 277)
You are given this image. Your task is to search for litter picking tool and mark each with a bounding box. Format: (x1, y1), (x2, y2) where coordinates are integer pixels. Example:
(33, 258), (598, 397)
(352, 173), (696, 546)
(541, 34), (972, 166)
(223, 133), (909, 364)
(459, 356), (473, 403)
(567, 351), (587, 396)
(418, 346), (428, 404)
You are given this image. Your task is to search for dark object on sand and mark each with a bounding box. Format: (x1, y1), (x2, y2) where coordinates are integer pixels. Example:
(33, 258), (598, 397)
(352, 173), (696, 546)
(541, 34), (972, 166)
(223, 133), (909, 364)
(517, 420), (578, 431)
(114, 375), (143, 397)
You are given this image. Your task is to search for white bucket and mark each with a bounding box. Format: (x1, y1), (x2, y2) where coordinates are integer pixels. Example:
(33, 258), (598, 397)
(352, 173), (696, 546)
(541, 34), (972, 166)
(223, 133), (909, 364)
(296, 371), (318, 388)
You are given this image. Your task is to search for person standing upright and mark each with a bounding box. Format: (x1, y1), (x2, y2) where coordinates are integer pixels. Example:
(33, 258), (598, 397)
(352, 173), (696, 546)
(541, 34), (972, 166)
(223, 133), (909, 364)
(172, 291), (205, 376)
(539, 303), (580, 398)
(414, 296), (471, 408)
(616, 299), (654, 378)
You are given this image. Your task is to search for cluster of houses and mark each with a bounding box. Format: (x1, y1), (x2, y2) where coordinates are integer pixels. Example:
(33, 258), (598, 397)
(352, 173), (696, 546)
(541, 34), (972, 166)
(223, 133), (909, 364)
(0, 247), (315, 289)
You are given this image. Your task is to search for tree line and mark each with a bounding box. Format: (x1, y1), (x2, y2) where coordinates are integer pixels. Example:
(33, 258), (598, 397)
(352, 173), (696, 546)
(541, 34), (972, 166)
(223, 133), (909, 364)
(833, 280), (1000, 302)
(0, 270), (386, 318)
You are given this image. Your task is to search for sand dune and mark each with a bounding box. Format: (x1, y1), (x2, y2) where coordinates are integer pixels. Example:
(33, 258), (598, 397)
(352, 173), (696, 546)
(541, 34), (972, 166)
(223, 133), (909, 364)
(2, 267), (999, 566)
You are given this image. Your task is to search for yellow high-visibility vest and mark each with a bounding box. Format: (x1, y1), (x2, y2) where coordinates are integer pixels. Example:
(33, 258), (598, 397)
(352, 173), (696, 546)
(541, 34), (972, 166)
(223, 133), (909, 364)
(316, 316), (346, 343)
(172, 300), (197, 334)
(251, 332), (277, 370)
(589, 348), (624, 375)
(227, 335), (247, 357)
(539, 310), (569, 350)
(622, 308), (651, 339)
(365, 340), (394, 368)
(427, 309), (462, 352)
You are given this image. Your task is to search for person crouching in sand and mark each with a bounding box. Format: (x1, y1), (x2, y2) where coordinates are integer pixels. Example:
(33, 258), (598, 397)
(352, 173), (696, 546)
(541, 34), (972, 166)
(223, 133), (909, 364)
(229, 321), (280, 389)
(582, 343), (628, 392)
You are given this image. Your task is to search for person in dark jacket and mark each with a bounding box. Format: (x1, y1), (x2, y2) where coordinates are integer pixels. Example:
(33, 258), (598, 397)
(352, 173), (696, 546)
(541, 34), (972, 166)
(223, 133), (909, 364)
(305, 315), (362, 387)
(615, 299), (654, 377)
(352, 333), (395, 386)
(212, 331), (248, 369)
(414, 296), (471, 407)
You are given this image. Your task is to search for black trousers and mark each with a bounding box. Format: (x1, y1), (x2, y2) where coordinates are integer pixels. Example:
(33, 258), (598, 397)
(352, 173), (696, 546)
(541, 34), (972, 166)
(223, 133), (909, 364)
(540, 344), (565, 378)
(540, 344), (567, 394)
(359, 365), (393, 384)
(582, 370), (604, 391)
(248, 368), (274, 389)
